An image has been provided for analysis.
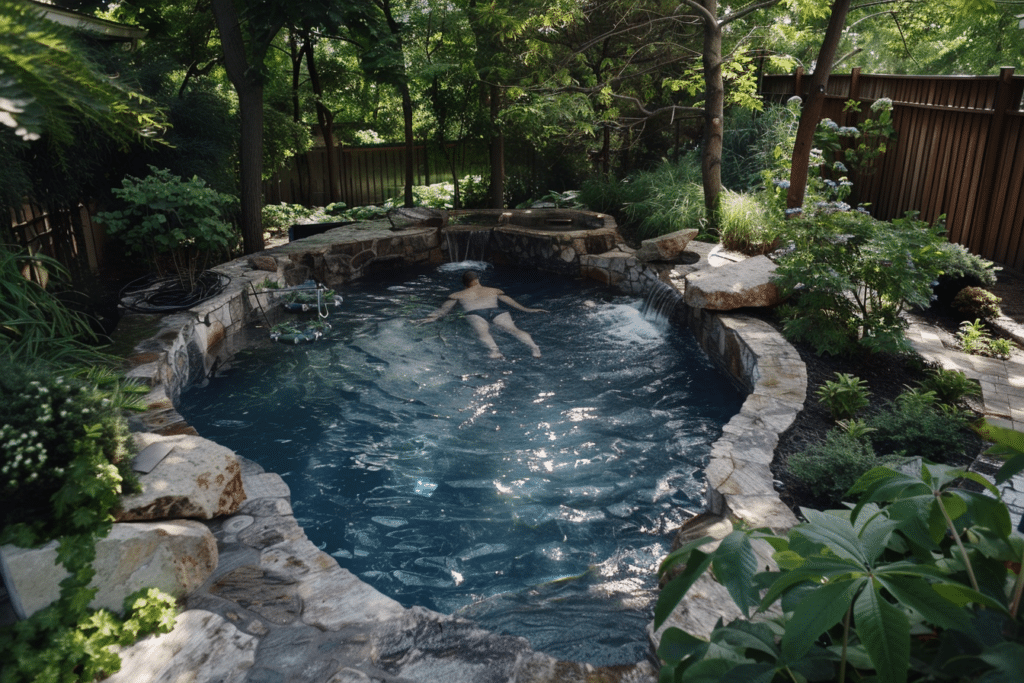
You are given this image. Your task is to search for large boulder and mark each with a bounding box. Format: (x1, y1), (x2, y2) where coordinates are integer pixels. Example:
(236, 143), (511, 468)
(635, 228), (699, 262)
(118, 433), (247, 521)
(684, 255), (781, 310)
(0, 520), (217, 618)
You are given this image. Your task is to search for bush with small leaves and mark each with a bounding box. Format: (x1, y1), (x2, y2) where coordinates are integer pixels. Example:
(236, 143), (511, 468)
(0, 361), (135, 538)
(866, 390), (975, 462)
(931, 242), (1000, 307)
(952, 286), (1002, 320)
(787, 429), (891, 508)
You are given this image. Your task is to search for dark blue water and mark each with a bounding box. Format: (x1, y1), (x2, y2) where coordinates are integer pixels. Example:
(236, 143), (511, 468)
(178, 263), (743, 665)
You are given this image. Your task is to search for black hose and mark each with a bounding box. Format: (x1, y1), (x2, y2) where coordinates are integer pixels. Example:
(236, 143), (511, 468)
(119, 271), (231, 313)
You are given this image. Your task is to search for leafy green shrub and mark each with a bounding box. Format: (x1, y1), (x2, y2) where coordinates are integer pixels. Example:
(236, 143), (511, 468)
(1, 586), (178, 682)
(952, 286), (1002, 320)
(773, 210), (947, 355)
(458, 174), (490, 209)
(990, 337), (1014, 358)
(655, 453), (1024, 683)
(787, 429), (888, 507)
(956, 318), (1000, 357)
(814, 372), (871, 420)
(95, 166), (239, 292)
(0, 361), (136, 539)
(262, 202), (323, 233)
(718, 190), (780, 255)
(865, 390), (971, 462)
(917, 368), (981, 405)
(0, 359), (177, 682)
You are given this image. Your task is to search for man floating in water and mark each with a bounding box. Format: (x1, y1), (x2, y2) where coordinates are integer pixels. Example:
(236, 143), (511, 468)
(414, 270), (547, 358)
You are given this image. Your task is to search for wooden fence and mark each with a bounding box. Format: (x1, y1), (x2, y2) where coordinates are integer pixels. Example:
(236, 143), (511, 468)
(263, 141), (488, 208)
(761, 67), (1024, 271)
(5, 203), (104, 281)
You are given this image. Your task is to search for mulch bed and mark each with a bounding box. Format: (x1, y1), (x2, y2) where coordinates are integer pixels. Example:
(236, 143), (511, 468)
(755, 301), (1007, 516)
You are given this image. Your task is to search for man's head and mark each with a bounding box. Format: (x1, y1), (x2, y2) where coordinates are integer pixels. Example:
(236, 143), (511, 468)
(462, 270), (479, 287)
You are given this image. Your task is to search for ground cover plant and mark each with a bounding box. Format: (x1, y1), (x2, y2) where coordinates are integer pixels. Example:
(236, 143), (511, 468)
(0, 245), (178, 682)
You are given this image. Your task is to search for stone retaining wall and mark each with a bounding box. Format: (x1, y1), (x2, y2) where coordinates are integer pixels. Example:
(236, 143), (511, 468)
(98, 226), (806, 680)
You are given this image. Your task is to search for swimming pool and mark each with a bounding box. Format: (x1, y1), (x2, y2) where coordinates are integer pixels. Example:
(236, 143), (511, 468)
(177, 262), (743, 665)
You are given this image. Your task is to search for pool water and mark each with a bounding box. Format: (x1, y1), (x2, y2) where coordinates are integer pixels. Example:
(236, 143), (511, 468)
(177, 263), (743, 665)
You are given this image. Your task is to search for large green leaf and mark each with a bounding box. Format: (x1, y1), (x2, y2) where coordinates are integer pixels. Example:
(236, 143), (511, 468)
(713, 620), (780, 659)
(795, 509), (868, 564)
(658, 535), (716, 575)
(713, 531), (760, 618)
(718, 662), (777, 683)
(761, 555), (864, 609)
(657, 626), (708, 666)
(853, 581), (911, 683)
(960, 490), (1013, 538)
(931, 582), (1011, 614)
(976, 641), (1024, 682)
(654, 549), (714, 630)
(876, 574), (975, 634)
(781, 577), (866, 661)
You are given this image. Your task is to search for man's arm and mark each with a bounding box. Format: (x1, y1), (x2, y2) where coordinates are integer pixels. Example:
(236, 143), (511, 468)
(414, 296), (459, 324)
(498, 294), (548, 314)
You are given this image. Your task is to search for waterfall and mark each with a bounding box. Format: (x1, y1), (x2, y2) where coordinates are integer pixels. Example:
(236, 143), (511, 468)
(640, 280), (682, 324)
(444, 229), (493, 263)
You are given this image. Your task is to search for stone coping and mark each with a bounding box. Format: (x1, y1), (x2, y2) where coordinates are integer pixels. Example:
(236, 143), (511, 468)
(102, 230), (806, 680)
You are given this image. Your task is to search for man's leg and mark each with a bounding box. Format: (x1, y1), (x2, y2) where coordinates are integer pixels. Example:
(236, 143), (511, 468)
(493, 314), (541, 357)
(466, 315), (503, 358)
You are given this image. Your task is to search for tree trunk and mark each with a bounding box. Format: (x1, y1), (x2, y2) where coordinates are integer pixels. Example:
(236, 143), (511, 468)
(700, 0), (724, 231)
(303, 33), (340, 204)
(787, 0), (852, 211)
(210, 0), (264, 253)
(488, 84), (505, 208)
(400, 81), (415, 207)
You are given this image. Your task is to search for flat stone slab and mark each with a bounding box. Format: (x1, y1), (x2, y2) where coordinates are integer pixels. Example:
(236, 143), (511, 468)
(106, 610), (258, 683)
(684, 255), (781, 310)
(635, 229), (698, 262)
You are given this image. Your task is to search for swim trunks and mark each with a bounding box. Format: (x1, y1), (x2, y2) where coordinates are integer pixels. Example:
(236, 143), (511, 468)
(467, 306), (506, 322)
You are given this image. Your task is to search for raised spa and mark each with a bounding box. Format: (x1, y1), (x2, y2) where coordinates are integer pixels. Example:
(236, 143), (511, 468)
(177, 262), (743, 665)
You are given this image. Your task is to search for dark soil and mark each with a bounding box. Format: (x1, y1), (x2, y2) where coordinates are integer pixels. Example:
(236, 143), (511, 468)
(762, 265), (1024, 516)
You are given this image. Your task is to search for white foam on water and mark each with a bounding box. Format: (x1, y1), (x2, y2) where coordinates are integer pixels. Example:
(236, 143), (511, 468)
(591, 303), (666, 348)
(438, 260), (491, 273)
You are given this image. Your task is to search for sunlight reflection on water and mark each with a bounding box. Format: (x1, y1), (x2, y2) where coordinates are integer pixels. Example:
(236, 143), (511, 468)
(178, 264), (743, 665)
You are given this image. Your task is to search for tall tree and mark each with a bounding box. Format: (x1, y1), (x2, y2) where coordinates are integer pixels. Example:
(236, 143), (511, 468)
(209, 0), (285, 253)
(786, 0), (852, 211)
(672, 0), (784, 227)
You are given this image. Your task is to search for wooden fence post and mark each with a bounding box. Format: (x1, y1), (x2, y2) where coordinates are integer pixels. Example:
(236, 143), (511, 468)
(974, 66), (1016, 255)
